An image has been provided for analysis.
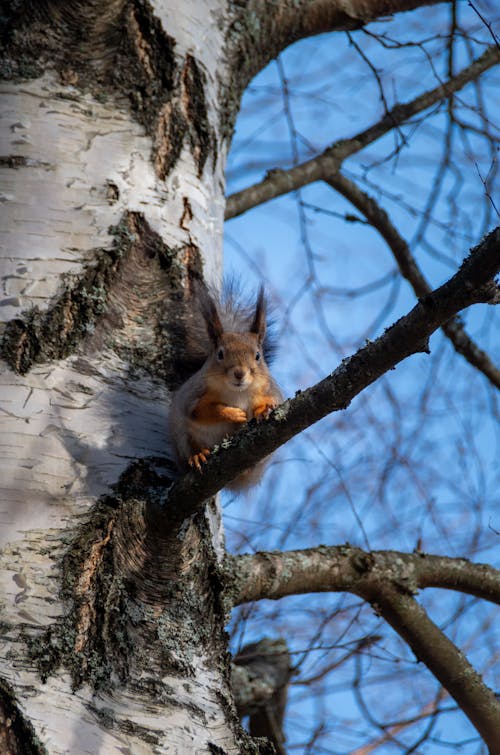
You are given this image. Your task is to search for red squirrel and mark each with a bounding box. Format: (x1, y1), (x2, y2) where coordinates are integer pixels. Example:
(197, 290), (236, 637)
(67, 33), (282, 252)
(168, 283), (282, 491)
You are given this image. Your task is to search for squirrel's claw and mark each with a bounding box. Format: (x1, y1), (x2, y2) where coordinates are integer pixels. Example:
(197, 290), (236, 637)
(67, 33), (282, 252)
(253, 401), (276, 420)
(189, 448), (211, 471)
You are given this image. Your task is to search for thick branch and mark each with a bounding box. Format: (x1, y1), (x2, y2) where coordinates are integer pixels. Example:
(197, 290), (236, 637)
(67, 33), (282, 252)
(327, 172), (500, 388)
(365, 583), (500, 752)
(225, 46), (500, 219)
(227, 547), (500, 605)
(165, 228), (499, 517)
(227, 546), (500, 751)
(230, 0), (442, 87)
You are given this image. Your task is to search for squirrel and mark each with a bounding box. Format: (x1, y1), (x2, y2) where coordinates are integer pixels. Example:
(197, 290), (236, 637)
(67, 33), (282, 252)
(168, 281), (283, 491)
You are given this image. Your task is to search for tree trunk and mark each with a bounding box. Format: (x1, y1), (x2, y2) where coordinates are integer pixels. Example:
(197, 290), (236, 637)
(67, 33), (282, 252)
(0, 1), (242, 751)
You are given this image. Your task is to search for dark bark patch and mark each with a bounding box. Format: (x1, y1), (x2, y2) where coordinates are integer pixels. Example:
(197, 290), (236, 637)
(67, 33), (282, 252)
(105, 180), (120, 204)
(0, 216), (128, 374)
(208, 745), (229, 755)
(25, 456), (228, 695)
(153, 99), (187, 180)
(115, 0), (178, 139)
(26, 495), (128, 690)
(153, 54), (215, 180)
(0, 679), (46, 755)
(1, 2), (217, 181)
(1, 247), (120, 375)
(86, 702), (162, 746)
(180, 197), (193, 230)
(0, 211), (203, 385)
(0, 155), (52, 170)
(93, 215), (204, 386)
(180, 54), (212, 177)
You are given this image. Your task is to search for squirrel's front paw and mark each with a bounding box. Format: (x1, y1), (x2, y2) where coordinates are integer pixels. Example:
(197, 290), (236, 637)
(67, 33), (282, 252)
(222, 406), (247, 423)
(188, 448), (211, 471)
(253, 400), (277, 420)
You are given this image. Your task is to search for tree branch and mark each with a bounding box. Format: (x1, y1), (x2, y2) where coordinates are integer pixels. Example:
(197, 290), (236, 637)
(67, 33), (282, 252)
(326, 172), (500, 388)
(227, 547), (500, 605)
(228, 0), (444, 97)
(365, 582), (500, 752)
(164, 228), (499, 518)
(225, 46), (500, 219)
(226, 545), (500, 752)
(232, 638), (291, 755)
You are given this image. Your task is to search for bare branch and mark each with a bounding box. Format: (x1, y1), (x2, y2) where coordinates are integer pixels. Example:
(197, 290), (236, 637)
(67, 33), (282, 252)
(225, 46), (500, 219)
(327, 172), (500, 388)
(227, 548), (500, 605)
(350, 696), (443, 755)
(232, 638), (291, 755)
(367, 582), (500, 752)
(227, 546), (500, 752)
(164, 228), (499, 517)
(259, 0), (445, 41)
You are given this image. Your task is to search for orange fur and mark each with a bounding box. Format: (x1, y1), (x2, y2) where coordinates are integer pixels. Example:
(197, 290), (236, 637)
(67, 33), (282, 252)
(191, 393), (248, 424)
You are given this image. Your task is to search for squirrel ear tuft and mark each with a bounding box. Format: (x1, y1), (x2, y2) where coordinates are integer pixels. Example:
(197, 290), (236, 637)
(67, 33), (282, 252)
(250, 286), (267, 342)
(198, 283), (224, 346)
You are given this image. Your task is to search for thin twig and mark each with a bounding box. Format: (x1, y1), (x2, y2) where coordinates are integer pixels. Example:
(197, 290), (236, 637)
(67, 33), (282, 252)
(326, 171), (500, 388)
(226, 46), (500, 219)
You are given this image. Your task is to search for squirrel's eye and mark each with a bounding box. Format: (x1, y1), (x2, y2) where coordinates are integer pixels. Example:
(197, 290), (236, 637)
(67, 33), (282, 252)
(255, 351), (261, 361)
(217, 348), (224, 361)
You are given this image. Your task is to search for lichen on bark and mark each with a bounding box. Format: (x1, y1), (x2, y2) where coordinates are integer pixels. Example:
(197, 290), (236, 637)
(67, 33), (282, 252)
(0, 211), (203, 383)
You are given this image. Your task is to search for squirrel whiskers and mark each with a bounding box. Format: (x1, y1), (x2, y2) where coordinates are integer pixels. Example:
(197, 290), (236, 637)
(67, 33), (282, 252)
(168, 282), (283, 491)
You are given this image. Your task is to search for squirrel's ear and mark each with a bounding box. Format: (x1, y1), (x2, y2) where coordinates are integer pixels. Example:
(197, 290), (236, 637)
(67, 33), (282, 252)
(199, 286), (224, 346)
(250, 286), (266, 343)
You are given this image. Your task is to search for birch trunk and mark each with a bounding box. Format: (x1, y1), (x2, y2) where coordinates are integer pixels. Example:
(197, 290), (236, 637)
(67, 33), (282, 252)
(0, 1), (240, 752)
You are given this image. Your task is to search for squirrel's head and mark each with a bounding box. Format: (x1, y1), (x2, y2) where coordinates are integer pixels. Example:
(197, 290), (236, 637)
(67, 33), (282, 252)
(202, 287), (268, 391)
(212, 332), (265, 391)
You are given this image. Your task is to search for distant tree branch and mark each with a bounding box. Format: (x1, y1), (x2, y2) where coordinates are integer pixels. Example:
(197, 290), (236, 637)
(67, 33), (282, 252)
(227, 545), (500, 750)
(368, 580), (499, 751)
(350, 696), (443, 755)
(225, 46), (500, 219)
(165, 228), (499, 518)
(326, 172), (500, 388)
(232, 638), (291, 755)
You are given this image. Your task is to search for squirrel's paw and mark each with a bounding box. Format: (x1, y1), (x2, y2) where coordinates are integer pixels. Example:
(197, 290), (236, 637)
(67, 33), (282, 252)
(253, 400), (277, 420)
(222, 406), (247, 423)
(188, 448), (211, 471)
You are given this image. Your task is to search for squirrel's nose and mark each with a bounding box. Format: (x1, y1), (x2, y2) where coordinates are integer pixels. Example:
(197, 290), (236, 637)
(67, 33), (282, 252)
(233, 367), (245, 381)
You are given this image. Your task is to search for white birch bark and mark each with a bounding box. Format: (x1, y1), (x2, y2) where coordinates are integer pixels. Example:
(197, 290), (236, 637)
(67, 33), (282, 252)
(0, 1), (235, 752)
